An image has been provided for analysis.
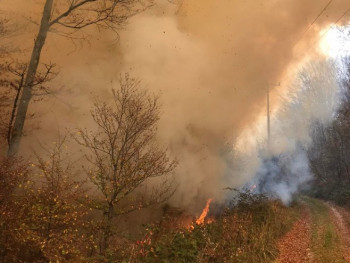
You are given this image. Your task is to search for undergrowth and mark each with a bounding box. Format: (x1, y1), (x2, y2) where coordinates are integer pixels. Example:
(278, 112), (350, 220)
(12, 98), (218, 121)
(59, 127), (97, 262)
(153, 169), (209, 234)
(130, 192), (299, 263)
(310, 183), (350, 208)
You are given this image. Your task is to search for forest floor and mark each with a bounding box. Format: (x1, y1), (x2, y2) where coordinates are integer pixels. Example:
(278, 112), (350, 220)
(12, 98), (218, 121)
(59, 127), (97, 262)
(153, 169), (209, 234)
(276, 197), (350, 263)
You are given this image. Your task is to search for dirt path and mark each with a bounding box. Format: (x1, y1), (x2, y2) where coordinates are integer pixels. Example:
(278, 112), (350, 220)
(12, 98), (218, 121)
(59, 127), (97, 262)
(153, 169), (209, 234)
(326, 203), (350, 262)
(276, 198), (350, 263)
(276, 205), (312, 263)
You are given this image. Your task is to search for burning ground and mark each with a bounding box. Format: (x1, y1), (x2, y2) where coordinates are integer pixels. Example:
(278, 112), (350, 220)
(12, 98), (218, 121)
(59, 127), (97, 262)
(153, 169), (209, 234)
(127, 195), (350, 262)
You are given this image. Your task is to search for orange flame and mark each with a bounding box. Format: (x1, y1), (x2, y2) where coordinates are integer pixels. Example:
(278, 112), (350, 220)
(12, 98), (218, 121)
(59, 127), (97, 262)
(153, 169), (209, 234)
(195, 198), (213, 225)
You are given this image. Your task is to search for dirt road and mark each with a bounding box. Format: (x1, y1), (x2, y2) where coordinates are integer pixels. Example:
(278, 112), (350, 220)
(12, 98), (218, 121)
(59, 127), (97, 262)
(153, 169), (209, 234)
(276, 198), (350, 263)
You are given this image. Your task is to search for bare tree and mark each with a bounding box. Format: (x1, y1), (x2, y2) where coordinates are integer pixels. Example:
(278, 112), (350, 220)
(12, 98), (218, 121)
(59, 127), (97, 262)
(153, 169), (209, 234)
(75, 75), (176, 254)
(1, 62), (57, 147)
(7, 0), (151, 156)
(0, 18), (11, 151)
(0, 18), (8, 54)
(308, 58), (350, 206)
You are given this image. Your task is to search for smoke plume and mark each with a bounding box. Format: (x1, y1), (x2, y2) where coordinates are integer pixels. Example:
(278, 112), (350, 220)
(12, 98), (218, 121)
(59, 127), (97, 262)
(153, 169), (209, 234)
(1, 0), (350, 211)
(240, 58), (349, 203)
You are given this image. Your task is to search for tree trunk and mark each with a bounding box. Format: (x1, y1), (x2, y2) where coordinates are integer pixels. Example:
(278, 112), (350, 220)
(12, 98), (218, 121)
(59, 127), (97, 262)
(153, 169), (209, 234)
(100, 202), (114, 255)
(7, 0), (54, 156)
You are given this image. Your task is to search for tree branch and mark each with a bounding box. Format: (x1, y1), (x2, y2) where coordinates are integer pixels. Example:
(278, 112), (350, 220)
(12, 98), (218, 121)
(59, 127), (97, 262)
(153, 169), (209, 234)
(49, 0), (98, 27)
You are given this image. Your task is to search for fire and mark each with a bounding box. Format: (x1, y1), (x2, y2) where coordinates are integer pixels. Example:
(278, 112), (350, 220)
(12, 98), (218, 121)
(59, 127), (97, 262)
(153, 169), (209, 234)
(250, 184), (257, 192)
(195, 198), (213, 225)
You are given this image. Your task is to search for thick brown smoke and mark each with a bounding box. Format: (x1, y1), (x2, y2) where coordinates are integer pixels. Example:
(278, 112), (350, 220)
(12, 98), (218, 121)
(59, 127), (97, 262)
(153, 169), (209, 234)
(1, 0), (349, 211)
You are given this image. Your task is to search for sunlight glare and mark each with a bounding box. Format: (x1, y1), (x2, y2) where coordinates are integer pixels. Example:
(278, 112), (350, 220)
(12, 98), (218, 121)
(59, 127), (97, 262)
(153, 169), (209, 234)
(319, 25), (350, 59)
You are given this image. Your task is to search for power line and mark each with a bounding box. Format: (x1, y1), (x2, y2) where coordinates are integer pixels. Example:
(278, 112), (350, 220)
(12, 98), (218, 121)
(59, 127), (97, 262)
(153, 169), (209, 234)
(306, 0), (334, 32)
(307, 6), (350, 53)
(294, 0), (335, 47)
(334, 6), (350, 24)
(268, 6), (349, 144)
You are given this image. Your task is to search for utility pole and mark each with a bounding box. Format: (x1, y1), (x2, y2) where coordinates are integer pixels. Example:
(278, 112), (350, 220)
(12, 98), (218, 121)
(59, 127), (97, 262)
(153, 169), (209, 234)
(267, 87), (271, 146)
(266, 82), (280, 151)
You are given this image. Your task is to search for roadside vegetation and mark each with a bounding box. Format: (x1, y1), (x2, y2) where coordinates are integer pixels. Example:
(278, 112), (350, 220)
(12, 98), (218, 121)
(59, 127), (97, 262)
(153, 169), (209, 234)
(133, 193), (299, 263)
(0, 168), (300, 263)
(0, 78), (178, 262)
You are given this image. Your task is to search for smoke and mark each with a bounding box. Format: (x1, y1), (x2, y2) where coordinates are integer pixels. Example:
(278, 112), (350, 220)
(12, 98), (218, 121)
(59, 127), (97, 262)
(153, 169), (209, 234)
(1, 0), (350, 211)
(115, 0), (350, 210)
(252, 149), (311, 204)
(239, 58), (349, 203)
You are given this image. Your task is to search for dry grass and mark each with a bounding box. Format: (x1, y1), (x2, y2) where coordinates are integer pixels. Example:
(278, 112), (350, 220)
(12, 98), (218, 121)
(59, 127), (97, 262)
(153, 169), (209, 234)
(303, 197), (345, 263)
(130, 193), (300, 263)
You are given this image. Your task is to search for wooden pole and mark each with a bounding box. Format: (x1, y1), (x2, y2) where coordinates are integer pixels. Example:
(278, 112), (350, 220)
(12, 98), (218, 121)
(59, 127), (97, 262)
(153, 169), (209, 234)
(267, 87), (271, 148)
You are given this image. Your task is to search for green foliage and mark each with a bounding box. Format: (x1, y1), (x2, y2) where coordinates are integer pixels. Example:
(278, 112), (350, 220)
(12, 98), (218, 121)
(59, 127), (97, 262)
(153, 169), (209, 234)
(311, 183), (350, 207)
(148, 231), (199, 262)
